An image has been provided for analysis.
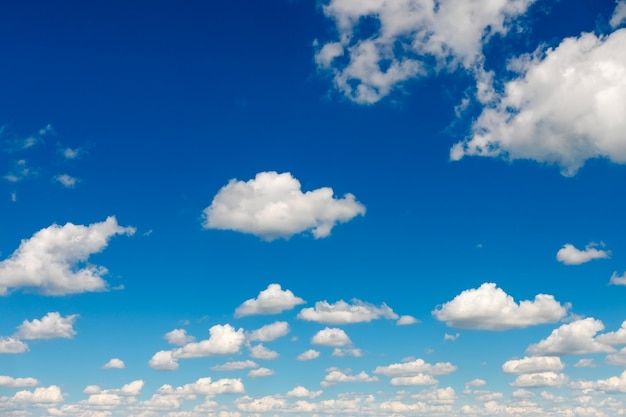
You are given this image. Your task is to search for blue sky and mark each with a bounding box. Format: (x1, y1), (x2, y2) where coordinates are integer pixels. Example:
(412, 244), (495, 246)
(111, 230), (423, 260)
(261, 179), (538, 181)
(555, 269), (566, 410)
(1, 0), (626, 415)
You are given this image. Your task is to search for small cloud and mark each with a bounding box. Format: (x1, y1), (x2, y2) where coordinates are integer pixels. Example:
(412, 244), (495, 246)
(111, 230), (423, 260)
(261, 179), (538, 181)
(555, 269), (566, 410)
(10, 191), (16, 203)
(298, 299), (398, 324)
(311, 327), (351, 347)
(249, 343), (279, 360)
(610, 271), (626, 286)
(574, 358), (596, 368)
(247, 367), (274, 378)
(54, 174), (79, 188)
(444, 333), (460, 342)
(0, 376), (39, 388)
(62, 147), (81, 160)
(286, 385), (322, 398)
(15, 312), (78, 340)
(396, 315), (419, 326)
(332, 348), (362, 357)
(556, 242), (610, 265)
(211, 360), (258, 371)
(296, 349), (320, 361)
(164, 329), (195, 346)
(235, 284), (305, 317)
(102, 358), (125, 369)
(0, 337), (28, 353)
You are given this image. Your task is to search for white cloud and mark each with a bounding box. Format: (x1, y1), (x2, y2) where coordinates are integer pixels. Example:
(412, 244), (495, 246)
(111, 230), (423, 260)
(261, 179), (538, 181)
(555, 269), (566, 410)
(511, 372), (569, 387)
(55, 174), (78, 188)
(374, 358), (457, 376)
(512, 389), (535, 398)
(526, 318), (614, 356)
(390, 374), (438, 386)
(102, 358), (125, 369)
(0, 376), (39, 387)
(164, 329), (195, 346)
(286, 386), (322, 399)
(173, 324), (245, 359)
(502, 356), (564, 374)
(62, 147), (81, 160)
(332, 347), (362, 357)
(211, 360), (258, 371)
(444, 333), (460, 342)
(148, 350), (178, 371)
(315, 0), (536, 104)
(234, 284), (305, 317)
(609, 271), (626, 286)
(13, 385), (64, 403)
(249, 321), (290, 342)
(606, 347), (626, 365)
(596, 320), (626, 345)
(433, 283), (569, 330)
(411, 387), (456, 405)
(249, 343), (279, 360)
(574, 358), (597, 368)
(298, 299), (398, 324)
(611, 1), (626, 28)
(556, 243), (610, 265)
(0, 337), (28, 353)
(320, 369), (378, 387)
(570, 370), (626, 393)
(247, 367), (274, 378)
(396, 315), (419, 325)
(451, 29), (626, 175)
(203, 171), (365, 240)
(0, 216), (135, 296)
(15, 312), (78, 340)
(157, 377), (244, 396)
(311, 327), (351, 347)
(466, 378), (487, 388)
(297, 349), (320, 361)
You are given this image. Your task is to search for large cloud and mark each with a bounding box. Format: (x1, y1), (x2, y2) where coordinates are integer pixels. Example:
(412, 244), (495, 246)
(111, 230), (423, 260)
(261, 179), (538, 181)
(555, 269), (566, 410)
(315, 0), (536, 104)
(297, 299), (398, 324)
(203, 172), (365, 240)
(235, 284), (305, 317)
(0, 216), (135, 295)
(526, 318), (614, 356)
(432, 283), (569, 330)
(15, 312), (78, 340)
(451, 28), (626, 175)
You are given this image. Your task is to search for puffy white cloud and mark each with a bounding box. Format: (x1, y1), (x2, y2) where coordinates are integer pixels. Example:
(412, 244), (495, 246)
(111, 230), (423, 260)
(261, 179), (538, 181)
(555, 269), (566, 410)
(148, 350), (178, 371)
(234, 284), (305, 317)
(311, 327), (351, 347)
(247, 367), (274, 378)
(158, 377), (244, 396)
(511, 372), (569, 387)
(13, 385), (64, 403)
(332, 347), (362, 357)
(396, 315), (419, 325)
(374, 358), (457, 377)
(596, 320), (626, 345)
(526, 318), (614, 356)
(203, 172), (365, 240)
(211, 360), (258, 371)
(0, 216), (135, 295)
(605, 347), (626, 365)
(118, 380), (144, 396)
(249, 321), (289, 342)
(173, 324), (245, 359)
(164, 329), (195, 346)
(0, 376), (39, 387)
(321, 369), (378, 387)
(15, 312), (78, 340)
(298, 299), (398, 324)
(502, 356), (564, 374)
(512, 389), (535, 398)
(411, 387), (456, 405)
(297, 349), (320, 361)
(55, 174), (78, 188)
(609, 271), (626, 286)
(611, 1), (626, 28)
(390, 374), (438, 386)
(286, 386), (322, 399)
(556, 243), (611, 265)
(102, 358), (125, 369)
(433, 283), (569, 330)
(570, 370), (626, 393)
(451, 29), (626, 175)
(0, 337), (28, 353)
(249, 343), (279, 360)
(315, 0), (536, 104)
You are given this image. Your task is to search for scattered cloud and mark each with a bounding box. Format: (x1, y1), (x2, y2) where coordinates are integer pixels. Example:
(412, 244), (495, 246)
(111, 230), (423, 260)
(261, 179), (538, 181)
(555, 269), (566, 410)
(526, 318), (614, 356)
(570, 370), (626, 393)
(173, 324), (246, 358)
(0, 337), (28, 353)
(211, 360), (258, 371)
(249, 321), (290, 342)
(4, 159), (37, 183)
(0, 216), (135, 296)
(511, 372), (569, 387)
(556, 242), (610, 265)
(157, 377), (244, 396)
(609, 271), (626, 286)
(234, 284), (305, 317)
(164, 329), (195, 346)
(596, 320), (626, 346)
(451, 29), (626, 175)
(286, 386), (322, 399)
(297, 349), (320, 361)
(248, 367), (274, 378)
(320, 368), (378, 387)
(297, 299), (397, 324)
(102, 358), (125, 369)
(249, 343), (279, 360)
(611, 0), (626, 28)
(390, 374), (438, 386)
(311, 327), (351, 347)
(374, 358), (457, 377)
(0, 376), (39, 388)
(54, 174), (79, 188)
(62, 147), (81, 160)
(433, 283), (569, 330)
(332, 347), (362, 357)
(502, 356), (564, 374)
(15, 312), (78, 340)
(10, 385), (64, 404)
(396, 315), (419, 325)
(202, 171), (365, 240)
(444, 333), (460, 342)
(574, 358), (596, 368)
(148, 350), (178, 371)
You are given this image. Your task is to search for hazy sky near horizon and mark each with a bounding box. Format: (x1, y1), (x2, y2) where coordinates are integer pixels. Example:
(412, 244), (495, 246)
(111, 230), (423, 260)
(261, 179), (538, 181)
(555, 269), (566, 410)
(2, 1), (626, 416)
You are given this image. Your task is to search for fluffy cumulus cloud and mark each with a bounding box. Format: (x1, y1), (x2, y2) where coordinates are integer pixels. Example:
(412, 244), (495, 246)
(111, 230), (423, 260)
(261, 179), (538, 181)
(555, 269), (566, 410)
(249, 321), (290, 342)
(374, 358), (457, 377)
(249, 343), (279, 360)
(596, 320), (626, 346)
(297, 349), (320, 361)
(570, 370), (626, 393)
(451, 28), (626, 175)
(433, 283), (569, 330)
(320, 368), (378, 387)
(286, 386), (323, 399)
(211, 360), (258, 371)
(315, 0), (536, 104)
(102, 358), (125, 369)
(12, 385), (64, 403)
(311, 327), (352, 347)
(157, 377), (244, 396)
(15, 312), (78, 340)
(390, 374), (439, 386)
(203, 172), (365, 240)
(396, 315), (419, 325)
(511, 372), (569, 388)
(556, 243), (611, 265)
(0, 376), (39, 387)
(526, 318), (614, 356)
(297, 299), (398, 324)
(0, 216), (135, 295)
(0, 337), (28, 353)
(502, 356), (564, 374)
(164, 329), (195, 346)
(148, 350), (178, 371)
(234, 284), (305, 317)
(247, 367), (274, 378)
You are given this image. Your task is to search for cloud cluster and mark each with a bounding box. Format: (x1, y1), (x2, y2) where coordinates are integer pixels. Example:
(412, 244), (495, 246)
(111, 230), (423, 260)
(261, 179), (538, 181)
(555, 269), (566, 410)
(16, 312), (78, 340)
(432, 283), (569, 330)
(203, 172), (365, 240)
(0, 216), (135, 295)
(235, 284), (305, 317)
